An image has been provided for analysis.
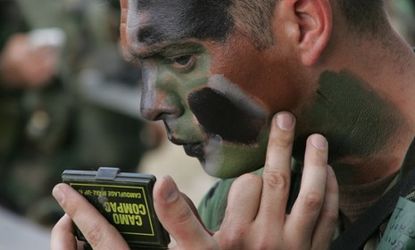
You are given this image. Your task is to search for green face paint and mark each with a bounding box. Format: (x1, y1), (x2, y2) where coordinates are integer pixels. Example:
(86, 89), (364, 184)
(139, 42), (270, 178)
(202, 129), (269, 177)
(294, 70), (404, 165)
(139, 40), (404, 179)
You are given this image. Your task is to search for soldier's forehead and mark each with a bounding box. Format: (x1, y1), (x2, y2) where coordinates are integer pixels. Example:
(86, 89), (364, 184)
(126, 0), (233, 45)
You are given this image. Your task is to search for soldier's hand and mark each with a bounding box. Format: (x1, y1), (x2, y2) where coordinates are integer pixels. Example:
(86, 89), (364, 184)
(153, 112), (339, 250)
(51, 184), (130, 250)
(51, 112), (339, 250)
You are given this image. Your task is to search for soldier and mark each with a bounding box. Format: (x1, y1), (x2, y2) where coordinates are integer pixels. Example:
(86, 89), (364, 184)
(52, 0), (415, 249)
(0, 0), (61, 216)
(1, 0), (157, 226)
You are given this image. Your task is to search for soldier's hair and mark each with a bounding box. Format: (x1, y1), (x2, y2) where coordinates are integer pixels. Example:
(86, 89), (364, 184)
(229, 0), (277, 49)
(336, 0), (387, 34)
(229, 0), (387, 49)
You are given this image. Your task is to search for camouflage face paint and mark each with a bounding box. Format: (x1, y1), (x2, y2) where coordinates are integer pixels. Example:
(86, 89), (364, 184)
(121, 0), (305, 178)
(124, 0), (407, 180)
(188, 76), (267, 144)
(294, 70), (404, 165)
(202, 129), (269, 177)
(187, 74), (270, 177)
(128, 32), (269, 178)
(129, 0), (233, 45)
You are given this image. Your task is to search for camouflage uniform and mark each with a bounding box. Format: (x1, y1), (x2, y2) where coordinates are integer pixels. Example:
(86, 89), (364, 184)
(198, 140), (415, 249)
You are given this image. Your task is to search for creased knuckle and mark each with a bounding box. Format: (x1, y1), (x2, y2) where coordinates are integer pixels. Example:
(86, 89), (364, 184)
(174, 206), (193, 225)
(263, 170), (289, 190)
(84, 223), (105, 248)
(286, 242), (305, 250)
(257, 243), (273, 250)
(272, 132), (293, 148)
(234, 173), (261, 187)
(255, 236), (276, 250)
(63, 200), (78, 217)
(220, 228), (246, 249)
(323, 209), (339, 226)
(302, 192), (323, 210)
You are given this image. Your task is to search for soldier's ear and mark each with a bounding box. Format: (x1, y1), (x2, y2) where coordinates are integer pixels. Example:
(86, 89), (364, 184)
(276, 0), (332, 66)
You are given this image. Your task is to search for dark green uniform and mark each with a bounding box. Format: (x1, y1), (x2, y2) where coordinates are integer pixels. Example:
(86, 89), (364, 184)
(198, 146), (415, 249)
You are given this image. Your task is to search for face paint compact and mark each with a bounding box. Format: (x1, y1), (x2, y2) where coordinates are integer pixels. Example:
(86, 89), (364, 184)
(62, 167), (170, 250)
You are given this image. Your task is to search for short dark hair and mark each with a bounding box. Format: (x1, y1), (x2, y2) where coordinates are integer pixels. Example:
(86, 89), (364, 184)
(229, 0), (277, 49)
(229, 0), (387, 49)
(337, 0), (387, 34)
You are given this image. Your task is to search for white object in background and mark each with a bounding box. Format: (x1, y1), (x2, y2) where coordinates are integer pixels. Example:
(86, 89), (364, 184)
(28, 27), (66, 49)
(0, 206), (50, 250)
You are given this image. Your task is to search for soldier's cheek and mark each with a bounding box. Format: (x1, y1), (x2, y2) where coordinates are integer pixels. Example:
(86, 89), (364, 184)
(187, 87), (267, 145)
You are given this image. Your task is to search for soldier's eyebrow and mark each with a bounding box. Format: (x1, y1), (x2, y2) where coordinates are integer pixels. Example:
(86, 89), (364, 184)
(127, 42), (204, 60)
(127, 45), (164, 60)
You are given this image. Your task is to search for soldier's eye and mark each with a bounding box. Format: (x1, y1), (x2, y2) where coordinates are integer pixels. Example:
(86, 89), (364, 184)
(175, 55), (192, 65)
(170, 54), (195, 71)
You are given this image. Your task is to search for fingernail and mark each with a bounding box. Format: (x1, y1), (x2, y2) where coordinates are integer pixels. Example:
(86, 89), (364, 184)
(276, 112), (294, 131)
(52, 184), (65, 205)
(162, 176), (179, 204)
(311, 134), (328, 150)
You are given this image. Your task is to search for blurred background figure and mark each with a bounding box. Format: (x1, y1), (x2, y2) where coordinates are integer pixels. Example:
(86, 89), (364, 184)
(0, 0), (65, 222)
(0, 0), (164, 228)
(0, 1), (413, 249)
(386, 0), (415, 44)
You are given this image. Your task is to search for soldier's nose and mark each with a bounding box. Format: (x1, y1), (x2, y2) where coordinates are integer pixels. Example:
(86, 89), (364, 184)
(140, 91), (182, 121)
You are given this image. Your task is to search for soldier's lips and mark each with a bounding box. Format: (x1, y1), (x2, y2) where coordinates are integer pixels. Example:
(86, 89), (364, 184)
(168, 136), (205, 158)
(183, 143), (204, 158)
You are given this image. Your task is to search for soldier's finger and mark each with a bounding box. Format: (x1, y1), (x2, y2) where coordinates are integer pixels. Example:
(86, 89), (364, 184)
(311, 166), (339, 250)
(52, 183), (129, 250)
(257, 112), (295, 224)
(285, 134), (328, 247)
(217, 173), (262, 248)
(51, 214), (77, 250)
(153, 176), (218, 250)
(223, 173), (262, 226)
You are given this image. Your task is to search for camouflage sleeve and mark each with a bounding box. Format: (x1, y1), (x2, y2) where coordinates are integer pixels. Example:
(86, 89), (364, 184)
(197, 165), (301, 232)
(197, 178), (235, 231)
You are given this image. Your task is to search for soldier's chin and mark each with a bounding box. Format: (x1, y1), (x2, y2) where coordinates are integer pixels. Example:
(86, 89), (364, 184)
(199, 152), (254, 179)
(198, 137), (266, 178)
(200, 156), (248, 178)
(200, 155), (229, 178)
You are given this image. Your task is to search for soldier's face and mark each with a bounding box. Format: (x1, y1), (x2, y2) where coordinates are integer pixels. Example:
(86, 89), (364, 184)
(120, 0), (303, 178)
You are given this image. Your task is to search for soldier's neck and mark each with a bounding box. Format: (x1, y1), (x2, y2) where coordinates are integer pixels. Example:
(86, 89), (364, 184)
(293, 68), (414, 185)
(297, 31), (415, 186)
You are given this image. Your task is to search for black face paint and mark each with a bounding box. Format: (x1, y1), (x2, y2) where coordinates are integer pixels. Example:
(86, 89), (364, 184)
(134, 0), (233, 44)
(188, 87), (266, 144)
